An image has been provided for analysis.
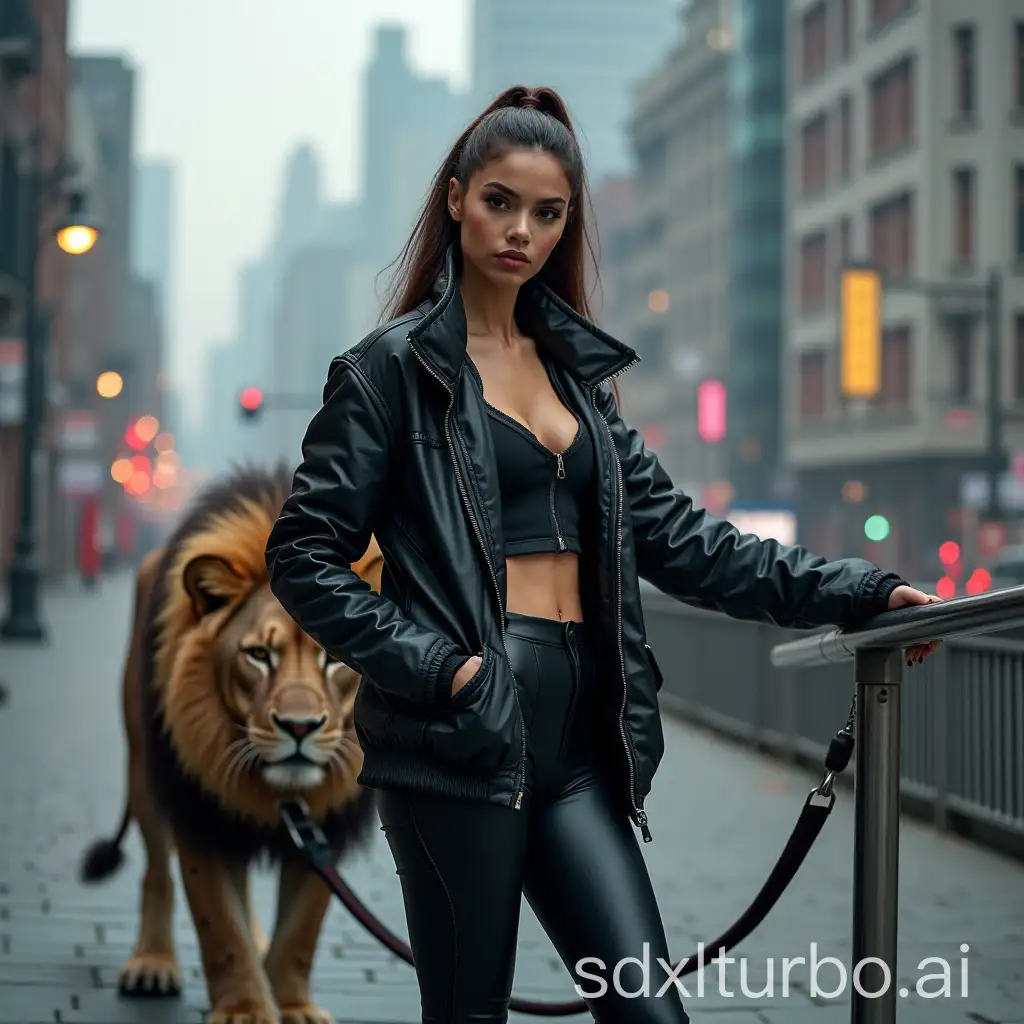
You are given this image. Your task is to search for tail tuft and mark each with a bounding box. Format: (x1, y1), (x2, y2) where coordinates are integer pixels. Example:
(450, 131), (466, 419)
(80, 838), (126, 883)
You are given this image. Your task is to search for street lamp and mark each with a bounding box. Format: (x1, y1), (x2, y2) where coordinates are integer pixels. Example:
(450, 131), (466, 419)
(0, 137), (102, 641)
(55, 189), (99, 256)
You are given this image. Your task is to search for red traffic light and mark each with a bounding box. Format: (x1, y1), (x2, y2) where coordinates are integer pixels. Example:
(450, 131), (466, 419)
(240, 386), (263, 410)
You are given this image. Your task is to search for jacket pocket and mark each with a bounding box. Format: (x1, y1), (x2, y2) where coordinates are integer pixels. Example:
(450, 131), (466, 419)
(645, 643), (664, 693)
(425, 646), (520, 773)
(448, 646), (491, 708)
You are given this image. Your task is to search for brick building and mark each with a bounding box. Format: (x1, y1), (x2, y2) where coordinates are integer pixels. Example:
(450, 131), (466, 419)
(0, 0), (72, 579)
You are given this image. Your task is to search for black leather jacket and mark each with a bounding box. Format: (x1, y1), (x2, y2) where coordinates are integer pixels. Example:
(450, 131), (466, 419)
(264, 245), (905, 844)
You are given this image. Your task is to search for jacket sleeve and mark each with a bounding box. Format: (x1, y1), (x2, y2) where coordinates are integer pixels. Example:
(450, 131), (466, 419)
(265, 354), (464, 707)
(595, 385), (905, 629)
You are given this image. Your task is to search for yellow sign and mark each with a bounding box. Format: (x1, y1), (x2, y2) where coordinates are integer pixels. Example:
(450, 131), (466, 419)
(840, 267), (881, 398)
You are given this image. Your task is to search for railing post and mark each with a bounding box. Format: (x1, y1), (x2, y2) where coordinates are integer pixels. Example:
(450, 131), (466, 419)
(852, 646), (902, 1024)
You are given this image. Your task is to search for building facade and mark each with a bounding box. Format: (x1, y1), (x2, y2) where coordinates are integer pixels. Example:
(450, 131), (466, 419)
(784, 0), (1024, 580)
(0, 0), (72, 579)
(727, 0), (788, 507)
(616, 0), (734, 502)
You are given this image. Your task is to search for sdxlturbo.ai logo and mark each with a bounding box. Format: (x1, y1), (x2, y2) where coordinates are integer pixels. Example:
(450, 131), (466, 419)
(574, 943), (972, 1001)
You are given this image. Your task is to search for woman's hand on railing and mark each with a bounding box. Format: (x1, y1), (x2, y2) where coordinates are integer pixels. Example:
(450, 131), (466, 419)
(888, 585), (943, 665)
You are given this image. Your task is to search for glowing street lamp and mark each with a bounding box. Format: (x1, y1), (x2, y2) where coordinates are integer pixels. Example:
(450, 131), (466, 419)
(96, 370), (123, 398)
(55, 190), (100, 255)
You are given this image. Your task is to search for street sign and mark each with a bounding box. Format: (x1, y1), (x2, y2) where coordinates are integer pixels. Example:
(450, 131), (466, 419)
(840, 263), (881, 398)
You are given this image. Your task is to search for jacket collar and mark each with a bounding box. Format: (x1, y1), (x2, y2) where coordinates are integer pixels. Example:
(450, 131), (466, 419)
(406, 243), (640, 390)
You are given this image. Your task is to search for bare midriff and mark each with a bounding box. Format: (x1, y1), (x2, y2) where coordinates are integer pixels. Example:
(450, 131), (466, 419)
(505, 551), (584, 622)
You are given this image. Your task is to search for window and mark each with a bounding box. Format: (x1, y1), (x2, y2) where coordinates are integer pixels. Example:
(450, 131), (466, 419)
(953, 167), (974, 264)
(839, 95), (853, 178)
(953, 25), (975, 118)
(879, 326), (911, 407)
(1015, 315), (1024, 399)
(799, 351), (826, 418)
(870, 0), (912, 32)
(869, 56), (914, 158)
(838, 0), (852, 58)
(870, 192), (914, 279)
(1016, 166), (1024, 260)
(947, 315), (972, 403)
(834, 216), (852, 298)
(800, 230), (828, 310)
(801, 112), (829, 194)
(801, 2), (828, 83)
(1016, 24), (1024, 108)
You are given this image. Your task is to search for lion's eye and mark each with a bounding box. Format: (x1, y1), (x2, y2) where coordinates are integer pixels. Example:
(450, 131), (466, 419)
(243, 645), (274, 670)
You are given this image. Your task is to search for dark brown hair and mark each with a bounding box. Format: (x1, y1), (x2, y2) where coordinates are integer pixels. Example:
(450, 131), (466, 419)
(379, 85), (619, 403)
(380, 84), (597, 318)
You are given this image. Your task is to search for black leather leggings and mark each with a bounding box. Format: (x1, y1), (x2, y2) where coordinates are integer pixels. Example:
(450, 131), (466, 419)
(377, 611), (690, 1023)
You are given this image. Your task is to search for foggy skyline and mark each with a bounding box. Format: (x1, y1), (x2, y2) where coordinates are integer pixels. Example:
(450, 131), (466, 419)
(68, 0), (469, 400)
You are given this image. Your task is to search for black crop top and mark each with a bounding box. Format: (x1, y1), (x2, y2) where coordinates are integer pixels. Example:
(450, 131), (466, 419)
(437, 357), (597, 697)
(486, 404), (593, 555)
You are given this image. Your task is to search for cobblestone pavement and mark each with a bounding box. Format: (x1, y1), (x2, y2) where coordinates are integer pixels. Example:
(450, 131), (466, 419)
(0, 572), (1022, 1023)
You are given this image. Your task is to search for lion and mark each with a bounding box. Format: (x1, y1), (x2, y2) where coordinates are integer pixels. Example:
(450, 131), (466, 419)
(79, 463), (381, 1024)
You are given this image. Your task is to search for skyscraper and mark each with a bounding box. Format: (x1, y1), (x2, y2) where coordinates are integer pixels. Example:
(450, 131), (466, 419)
(470, 0), (678, 183)
(726, 0), (786, 506)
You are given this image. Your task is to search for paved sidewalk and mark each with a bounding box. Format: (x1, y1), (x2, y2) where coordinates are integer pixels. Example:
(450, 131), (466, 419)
(0, 573), (1022, 1023)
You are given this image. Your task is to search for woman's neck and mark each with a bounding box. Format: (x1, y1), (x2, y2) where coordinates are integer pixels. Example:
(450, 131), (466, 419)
(458, 258), (521, 350)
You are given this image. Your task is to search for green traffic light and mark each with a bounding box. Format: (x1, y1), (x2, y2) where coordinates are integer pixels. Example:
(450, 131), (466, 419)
(864, 515), (890, 542)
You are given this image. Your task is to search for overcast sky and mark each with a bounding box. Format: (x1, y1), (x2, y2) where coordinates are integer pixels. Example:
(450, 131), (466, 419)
(68, 0), (469, 393)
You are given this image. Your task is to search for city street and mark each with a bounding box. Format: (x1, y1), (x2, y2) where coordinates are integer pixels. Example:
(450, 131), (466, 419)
(0, 573), (1022, 1023)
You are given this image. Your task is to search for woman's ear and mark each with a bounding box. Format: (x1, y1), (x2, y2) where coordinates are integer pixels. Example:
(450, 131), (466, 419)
(447, 177), (464, 222)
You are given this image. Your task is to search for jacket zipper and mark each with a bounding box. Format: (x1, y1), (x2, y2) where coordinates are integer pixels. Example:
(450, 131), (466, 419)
(590, 370), (651, 843)
(549, 453), (566, 551)
(407, 335), (528, 810)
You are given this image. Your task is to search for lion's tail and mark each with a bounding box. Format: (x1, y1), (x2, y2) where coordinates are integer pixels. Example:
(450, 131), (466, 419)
(79, 799), (132, 883)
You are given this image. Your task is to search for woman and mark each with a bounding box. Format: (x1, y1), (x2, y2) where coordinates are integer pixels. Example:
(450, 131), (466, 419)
(265, 85), (939, 1024)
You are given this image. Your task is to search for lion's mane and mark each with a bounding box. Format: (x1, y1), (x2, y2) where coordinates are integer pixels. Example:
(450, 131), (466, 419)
(138, 461), (376, 864)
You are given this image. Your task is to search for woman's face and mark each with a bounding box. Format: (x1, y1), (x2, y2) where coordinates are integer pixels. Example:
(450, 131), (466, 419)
(448, 147), (572, 289)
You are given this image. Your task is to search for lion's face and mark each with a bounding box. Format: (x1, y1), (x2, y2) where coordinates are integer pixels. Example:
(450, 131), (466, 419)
(214, 586), (360, 792)
(159, 544), (381, 822)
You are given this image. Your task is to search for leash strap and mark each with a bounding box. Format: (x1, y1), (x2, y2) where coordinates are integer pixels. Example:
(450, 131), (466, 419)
(280, 694), (857, 1017)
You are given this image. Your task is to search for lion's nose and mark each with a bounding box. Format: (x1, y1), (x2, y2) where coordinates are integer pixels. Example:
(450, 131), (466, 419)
(271, 714), (327, 741)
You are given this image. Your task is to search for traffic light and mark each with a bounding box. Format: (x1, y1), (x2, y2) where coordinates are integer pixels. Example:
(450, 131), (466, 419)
(864, 514), (890, 541)
(239, 386), (264, 421)
(840, 262), (881, 398)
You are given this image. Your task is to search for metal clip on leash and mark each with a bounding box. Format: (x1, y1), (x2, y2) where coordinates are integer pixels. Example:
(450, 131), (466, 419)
(812, 693), (857, 805)
(279, 694), (860, 1017)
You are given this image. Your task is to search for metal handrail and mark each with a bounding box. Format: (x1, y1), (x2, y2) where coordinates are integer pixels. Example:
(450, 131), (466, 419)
(768, 581), (1024, 1024)
(770, 583), (1024, 669)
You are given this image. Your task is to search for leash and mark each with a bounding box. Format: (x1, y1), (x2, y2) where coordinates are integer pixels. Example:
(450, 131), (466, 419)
(280, 695), (857, 1016)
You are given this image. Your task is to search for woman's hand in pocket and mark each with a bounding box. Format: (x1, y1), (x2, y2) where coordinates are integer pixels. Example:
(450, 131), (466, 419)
(451, 654), (483, 698)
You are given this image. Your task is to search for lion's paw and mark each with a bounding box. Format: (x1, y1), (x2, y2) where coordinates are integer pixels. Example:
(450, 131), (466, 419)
(280, 1004), (333, 1024)
(117, 953), (182, 997)
(206, 1007), (279, 1024)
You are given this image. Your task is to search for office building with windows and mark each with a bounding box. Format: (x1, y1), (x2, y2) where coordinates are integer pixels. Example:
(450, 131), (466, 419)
(784, 0), (1024, 579)
(727, 0), (788, 507)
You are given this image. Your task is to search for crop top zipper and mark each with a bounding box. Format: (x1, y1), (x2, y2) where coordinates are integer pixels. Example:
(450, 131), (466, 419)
(550, 453), (566, 551)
